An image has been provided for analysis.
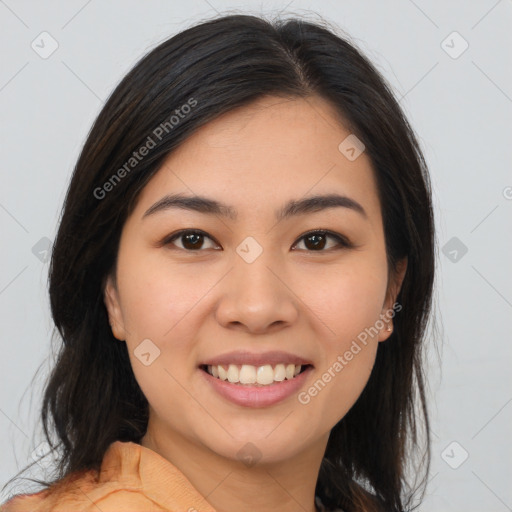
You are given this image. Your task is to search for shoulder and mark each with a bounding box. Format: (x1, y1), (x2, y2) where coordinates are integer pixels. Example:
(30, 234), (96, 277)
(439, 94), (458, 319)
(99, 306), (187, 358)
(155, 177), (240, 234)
(1, 440), (216, 512)
(1, 487), (167, 511)
(0, 442), (166, 512)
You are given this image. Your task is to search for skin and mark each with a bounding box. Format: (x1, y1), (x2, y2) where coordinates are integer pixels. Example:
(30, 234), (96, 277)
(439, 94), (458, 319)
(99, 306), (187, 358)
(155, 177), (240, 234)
(104, 94), (407, 512)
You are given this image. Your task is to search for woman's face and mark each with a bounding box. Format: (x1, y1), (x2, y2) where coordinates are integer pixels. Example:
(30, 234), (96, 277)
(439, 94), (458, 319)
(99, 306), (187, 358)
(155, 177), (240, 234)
(104, 94), (406, 466)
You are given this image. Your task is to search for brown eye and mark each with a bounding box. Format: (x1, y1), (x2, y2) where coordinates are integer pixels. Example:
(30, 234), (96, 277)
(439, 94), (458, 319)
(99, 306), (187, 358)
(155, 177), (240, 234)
(164, 230), (219, 251)
(293, 230), (351, 252)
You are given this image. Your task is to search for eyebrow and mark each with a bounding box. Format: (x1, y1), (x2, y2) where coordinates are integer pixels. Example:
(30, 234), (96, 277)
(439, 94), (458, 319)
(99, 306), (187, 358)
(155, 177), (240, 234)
(142, 192), (368, 222)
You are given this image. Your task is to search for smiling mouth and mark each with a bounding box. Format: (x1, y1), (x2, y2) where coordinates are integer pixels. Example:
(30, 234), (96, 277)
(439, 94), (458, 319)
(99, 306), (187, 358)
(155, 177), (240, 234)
(199, 363), (312, 387)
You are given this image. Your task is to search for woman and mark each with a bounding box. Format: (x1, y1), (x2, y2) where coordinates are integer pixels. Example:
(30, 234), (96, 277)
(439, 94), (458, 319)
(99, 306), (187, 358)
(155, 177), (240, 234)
(1, 12), (437, 512)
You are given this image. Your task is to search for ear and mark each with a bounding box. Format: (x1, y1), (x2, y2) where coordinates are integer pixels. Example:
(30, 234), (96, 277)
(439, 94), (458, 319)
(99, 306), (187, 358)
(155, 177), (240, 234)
(103, 274), (127, 341)
(378, 257), (407, 342)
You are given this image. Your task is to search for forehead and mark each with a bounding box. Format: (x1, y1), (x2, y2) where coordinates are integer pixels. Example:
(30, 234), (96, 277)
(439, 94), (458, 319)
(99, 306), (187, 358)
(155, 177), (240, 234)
(132, 95), (382, 225)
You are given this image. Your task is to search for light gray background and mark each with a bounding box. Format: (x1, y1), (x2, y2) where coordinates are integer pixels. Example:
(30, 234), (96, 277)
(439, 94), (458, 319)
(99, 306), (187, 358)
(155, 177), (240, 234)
(1, 1), (511, 510)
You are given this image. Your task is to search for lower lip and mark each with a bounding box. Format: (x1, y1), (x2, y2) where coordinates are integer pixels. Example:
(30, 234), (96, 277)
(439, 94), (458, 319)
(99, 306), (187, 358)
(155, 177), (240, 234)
(199, 366), (314, 408)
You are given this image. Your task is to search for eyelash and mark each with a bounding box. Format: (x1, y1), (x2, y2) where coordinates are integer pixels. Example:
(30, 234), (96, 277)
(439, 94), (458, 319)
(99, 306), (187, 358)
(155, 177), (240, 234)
(161, 229), (353, 253)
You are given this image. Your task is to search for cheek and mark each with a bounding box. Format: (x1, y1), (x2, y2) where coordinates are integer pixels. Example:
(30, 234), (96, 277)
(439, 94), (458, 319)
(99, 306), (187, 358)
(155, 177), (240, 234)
(115, 249), (222, 398)
(115, 254), (204, 415)
(116, 249), (214, 341)
(296, 256), (388, 344)
(292, 258), (387, 421)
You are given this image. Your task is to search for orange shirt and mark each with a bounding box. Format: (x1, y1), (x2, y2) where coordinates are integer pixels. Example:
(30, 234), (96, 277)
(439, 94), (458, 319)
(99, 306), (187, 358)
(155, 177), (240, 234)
(0, 440), (217, 511)
(1, 441), (339, 512)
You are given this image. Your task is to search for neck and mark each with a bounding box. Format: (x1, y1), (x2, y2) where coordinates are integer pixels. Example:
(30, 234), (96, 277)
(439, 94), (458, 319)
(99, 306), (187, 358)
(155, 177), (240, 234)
(141, 418), (328, 512)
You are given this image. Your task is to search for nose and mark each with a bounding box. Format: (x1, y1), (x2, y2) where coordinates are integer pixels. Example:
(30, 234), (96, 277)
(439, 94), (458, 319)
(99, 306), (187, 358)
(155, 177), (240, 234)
(214, 245), (299, 334)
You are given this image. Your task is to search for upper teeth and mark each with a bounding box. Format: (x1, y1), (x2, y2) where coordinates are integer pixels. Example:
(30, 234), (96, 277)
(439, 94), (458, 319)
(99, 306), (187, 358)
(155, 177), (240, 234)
(206, 363), (303, 385)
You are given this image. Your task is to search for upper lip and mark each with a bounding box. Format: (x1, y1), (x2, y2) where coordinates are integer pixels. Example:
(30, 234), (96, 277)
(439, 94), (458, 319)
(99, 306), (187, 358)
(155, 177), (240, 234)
(200, 350), (313, 368)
